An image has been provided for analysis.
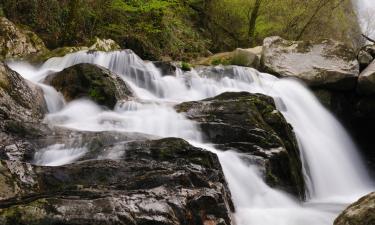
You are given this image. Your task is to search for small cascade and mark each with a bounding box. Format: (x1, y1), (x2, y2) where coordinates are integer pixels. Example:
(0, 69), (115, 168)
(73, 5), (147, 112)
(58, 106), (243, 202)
(8, 50), (373, 225)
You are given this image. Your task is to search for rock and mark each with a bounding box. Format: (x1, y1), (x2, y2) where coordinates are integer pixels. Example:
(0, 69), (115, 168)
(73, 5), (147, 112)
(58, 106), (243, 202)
(0, 138), (234, 225)
(231, 48), (260, 68)
(88, 37), (120, 52)
(176, 91), (305, 199)
(0, 62), (47, 124)
(28, 38), (121, 63)
(0, 17), (47, 60)
(363, 45), (375, 58)
(334, 192), (375, 225)
(0, 62), (48, 161)
(261, 36), (359, 90)
(153, 61), (178, 76)
(358, 50), (373, 71)
(44, 63), (133, 109)
(196, 47), (261, 69)
(357, 61), (375, 95)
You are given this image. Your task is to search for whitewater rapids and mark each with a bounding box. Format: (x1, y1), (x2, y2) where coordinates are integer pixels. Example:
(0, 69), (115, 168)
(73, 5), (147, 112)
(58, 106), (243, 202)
(8, 50), (373, 225)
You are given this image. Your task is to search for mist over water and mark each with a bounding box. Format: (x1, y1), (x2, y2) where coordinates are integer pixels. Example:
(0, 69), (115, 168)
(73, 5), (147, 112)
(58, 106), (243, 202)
(8, 50), (373, 225)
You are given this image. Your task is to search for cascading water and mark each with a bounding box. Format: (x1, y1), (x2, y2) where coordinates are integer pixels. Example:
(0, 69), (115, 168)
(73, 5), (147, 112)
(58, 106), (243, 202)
(8, 50), (373, 225)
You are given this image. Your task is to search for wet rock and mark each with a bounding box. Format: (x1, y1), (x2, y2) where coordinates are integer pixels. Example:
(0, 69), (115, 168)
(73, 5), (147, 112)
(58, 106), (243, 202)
(0, 138), (234, 225)
(0, 62), (48, 161)
(0, 17), (47, 60)
(44, 63), (133, 109)
(0, 62), (47, 123)
(334, 192), (375, 225)
(357, 61), (375, 95)
(153, 61), (178, 76)
(261, 36), (359, 90)
(176, 91), (305, 199)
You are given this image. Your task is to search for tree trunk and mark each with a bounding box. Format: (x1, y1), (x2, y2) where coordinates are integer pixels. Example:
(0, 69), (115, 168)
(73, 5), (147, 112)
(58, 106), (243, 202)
(248, 0), (262, 46)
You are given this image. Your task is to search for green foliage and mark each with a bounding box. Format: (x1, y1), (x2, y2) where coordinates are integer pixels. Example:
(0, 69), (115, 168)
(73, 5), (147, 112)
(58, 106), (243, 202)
(181, 62), (192, 71)
(0, 0), (360, 60)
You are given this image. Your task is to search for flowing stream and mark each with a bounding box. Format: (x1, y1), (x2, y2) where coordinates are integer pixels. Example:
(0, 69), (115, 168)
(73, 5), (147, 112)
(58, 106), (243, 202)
(8, 50), (374, 225)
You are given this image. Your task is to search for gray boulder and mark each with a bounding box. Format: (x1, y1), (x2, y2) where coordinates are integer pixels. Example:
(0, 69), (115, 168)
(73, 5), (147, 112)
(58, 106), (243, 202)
(261, 36), (359, 90)
(334, 192), (375, 225)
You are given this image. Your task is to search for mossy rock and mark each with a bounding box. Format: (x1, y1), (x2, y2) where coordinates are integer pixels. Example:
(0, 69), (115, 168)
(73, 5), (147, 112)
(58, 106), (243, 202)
(44, 63), (133, 109)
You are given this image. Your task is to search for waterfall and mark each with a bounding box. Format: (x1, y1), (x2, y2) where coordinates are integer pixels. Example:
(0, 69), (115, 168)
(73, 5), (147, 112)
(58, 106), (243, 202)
(8, 50), (373, 225)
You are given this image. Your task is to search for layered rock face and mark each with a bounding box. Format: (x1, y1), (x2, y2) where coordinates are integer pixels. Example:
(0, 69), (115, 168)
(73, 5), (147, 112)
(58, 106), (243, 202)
(0, 17), (46, 60)
(334, 192), (375, 225)
(44, 63), (133, 109)
(176, 91), (305, 199)
(261, 36), (359, 90)
(0, 62), (47, 161)
(0, 138), (234, 225)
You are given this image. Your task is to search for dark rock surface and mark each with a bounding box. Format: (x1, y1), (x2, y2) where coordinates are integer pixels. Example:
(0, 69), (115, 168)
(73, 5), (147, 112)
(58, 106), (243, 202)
(0, 138), (234, 225)
(176, 91), (305, 199)
(261, 36), (359, 90)
(358, 61), (375, 95)
(44, 63), (133, 109)
(334, 192), (375, 225)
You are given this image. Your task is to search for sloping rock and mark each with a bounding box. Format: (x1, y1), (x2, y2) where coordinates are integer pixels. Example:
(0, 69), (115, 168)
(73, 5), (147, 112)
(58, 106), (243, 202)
(261, 36), (359, 90)
(44, 63), (133, 109)
(0, 17), (47, 60)
(334, 192), (375, 225)
(0, 62), (47, 161)
(176, 91), (305, 199)
(0, 62), (46, 123)
(0, 138), (234, 225)
(358, 61), (375, 95)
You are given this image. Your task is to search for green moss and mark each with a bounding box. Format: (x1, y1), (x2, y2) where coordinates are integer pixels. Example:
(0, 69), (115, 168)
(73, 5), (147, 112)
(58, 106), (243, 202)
(181, 62), (192, 71)
(211, 57), (231, 66)
(88, 87), (106, 102)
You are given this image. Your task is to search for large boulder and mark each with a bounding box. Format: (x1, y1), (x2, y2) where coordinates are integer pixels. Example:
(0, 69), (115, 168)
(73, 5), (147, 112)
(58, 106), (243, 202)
(334, 192), (375, 225)
(176, 91), (305, 199)
(44, 63), (133, 109)
(0, 138), (234, 225)
(0, 17), (47, 60)
(261, 36), (359, 90)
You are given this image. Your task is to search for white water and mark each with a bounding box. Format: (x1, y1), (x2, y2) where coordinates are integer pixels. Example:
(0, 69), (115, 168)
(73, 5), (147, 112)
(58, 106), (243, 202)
(8, 50), (373, 225)
(355, 0), (375, 37)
